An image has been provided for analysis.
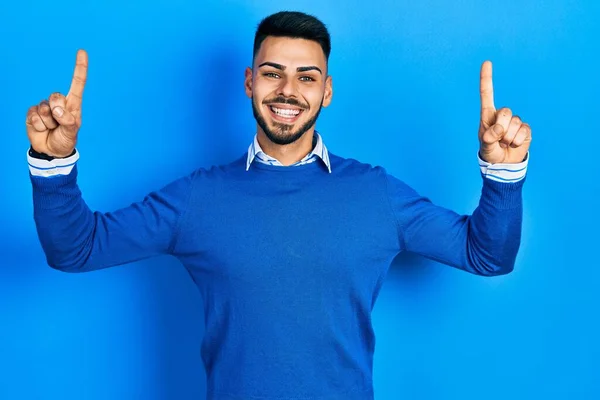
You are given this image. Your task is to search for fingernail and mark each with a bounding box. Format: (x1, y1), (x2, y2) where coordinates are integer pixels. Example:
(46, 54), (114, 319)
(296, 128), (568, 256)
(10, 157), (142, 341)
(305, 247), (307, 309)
(53, 107), (64, 117)
(492, 124), (503, 135)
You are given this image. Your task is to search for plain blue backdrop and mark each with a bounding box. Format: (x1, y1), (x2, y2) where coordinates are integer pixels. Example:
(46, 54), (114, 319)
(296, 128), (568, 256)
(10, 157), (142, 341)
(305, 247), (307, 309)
(1, 0), (598, 399)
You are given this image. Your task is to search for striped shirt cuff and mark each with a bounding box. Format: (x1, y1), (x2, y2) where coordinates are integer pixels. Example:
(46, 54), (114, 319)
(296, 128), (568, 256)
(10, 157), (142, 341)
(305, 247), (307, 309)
(478, 152), (529, 183)
(28, 149), (79, 177)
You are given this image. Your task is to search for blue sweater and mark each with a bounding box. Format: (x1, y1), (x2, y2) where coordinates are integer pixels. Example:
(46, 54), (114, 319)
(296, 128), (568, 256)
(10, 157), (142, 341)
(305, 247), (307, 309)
(30, 152), (524, 400)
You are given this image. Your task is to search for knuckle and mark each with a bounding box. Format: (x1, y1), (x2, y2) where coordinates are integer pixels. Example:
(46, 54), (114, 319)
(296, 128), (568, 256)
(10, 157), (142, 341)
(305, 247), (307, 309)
(39, 105), (51, 116)
(49, 92), (65, 102)
(498, 107), (512, 118)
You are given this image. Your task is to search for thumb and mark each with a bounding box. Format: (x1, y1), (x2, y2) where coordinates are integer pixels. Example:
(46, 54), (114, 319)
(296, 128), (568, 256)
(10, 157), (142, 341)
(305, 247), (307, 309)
(481, 123), (504, 146)
(51, 105), (77, 129)
(49, 93), (78, 136)
(479, 123), (506, 163)
(48, 106), (79, 157)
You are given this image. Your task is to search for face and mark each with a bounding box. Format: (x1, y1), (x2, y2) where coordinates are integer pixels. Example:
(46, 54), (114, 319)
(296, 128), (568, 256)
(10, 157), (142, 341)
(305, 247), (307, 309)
(245, 36), (333, 145)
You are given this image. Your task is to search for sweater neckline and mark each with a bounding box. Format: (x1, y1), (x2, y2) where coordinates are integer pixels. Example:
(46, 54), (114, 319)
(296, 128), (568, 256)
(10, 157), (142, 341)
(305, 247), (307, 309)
(249, 159), (330, 174)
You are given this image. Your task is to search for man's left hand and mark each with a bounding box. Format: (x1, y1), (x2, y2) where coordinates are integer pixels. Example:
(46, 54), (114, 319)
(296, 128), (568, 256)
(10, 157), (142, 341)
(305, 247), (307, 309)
(478, 61), (532, 164)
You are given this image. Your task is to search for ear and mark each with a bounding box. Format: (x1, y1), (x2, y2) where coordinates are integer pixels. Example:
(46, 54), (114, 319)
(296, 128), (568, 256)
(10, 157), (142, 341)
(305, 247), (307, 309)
(244, 67), (253, 99)
(322, 75), (333, 107)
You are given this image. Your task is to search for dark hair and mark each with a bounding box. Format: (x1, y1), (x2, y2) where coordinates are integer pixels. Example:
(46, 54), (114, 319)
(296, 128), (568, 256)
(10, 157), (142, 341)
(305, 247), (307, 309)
(253, 11), (331, 62)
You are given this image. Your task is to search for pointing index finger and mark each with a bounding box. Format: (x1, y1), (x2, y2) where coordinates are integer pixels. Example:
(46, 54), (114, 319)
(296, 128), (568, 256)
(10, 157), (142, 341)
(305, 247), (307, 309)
(66, 49), (88, 111)
(480, 60), (495, 113)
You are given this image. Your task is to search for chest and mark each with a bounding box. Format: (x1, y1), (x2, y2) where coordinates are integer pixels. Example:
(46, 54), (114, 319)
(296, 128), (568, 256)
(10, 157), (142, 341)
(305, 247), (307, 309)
(181, 192), (398, 292)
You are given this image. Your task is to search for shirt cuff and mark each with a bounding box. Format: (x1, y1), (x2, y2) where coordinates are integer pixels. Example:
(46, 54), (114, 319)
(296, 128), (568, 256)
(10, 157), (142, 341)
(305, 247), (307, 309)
(28, 149), (79, 177)
(478, 152), (529, 183)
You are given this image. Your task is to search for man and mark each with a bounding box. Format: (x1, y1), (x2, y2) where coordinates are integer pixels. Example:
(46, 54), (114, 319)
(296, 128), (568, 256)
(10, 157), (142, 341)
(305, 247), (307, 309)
(25, 10), (530, 400)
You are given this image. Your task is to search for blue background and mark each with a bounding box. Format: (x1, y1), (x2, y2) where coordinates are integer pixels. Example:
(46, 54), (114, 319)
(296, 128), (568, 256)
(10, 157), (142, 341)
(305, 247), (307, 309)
(1, 0), (598, 399)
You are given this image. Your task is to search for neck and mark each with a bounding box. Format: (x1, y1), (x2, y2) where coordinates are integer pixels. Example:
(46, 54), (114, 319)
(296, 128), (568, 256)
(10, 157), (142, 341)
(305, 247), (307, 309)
(256, 128), (315, 166)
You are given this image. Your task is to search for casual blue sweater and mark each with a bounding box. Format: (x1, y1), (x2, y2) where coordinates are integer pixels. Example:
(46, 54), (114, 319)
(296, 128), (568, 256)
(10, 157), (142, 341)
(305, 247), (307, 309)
(30, 152), (524, 400)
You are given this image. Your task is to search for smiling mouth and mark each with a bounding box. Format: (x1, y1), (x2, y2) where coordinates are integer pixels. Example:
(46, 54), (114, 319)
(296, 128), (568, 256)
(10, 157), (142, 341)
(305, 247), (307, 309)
(267, 104), (304, 123)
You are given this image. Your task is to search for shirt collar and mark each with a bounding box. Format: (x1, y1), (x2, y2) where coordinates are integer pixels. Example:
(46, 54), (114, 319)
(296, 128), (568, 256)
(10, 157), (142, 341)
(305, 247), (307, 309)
(246, 132), (332, 173)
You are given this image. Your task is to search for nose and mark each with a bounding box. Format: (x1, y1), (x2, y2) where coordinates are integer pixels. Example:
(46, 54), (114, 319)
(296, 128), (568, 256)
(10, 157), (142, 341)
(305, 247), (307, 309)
(276, 77), (298, 98)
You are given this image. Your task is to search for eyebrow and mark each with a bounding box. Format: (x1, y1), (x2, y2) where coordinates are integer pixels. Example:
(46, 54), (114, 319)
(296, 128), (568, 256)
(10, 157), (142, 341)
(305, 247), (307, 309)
(258, 62), (322, 75)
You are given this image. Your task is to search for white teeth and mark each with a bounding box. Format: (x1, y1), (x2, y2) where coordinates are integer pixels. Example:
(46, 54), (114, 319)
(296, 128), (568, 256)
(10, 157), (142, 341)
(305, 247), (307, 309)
(271, 106), (301, 117)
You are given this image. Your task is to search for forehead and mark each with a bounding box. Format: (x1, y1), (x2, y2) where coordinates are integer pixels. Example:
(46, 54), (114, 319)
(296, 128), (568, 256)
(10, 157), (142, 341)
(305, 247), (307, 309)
(254, 36), (327, 69)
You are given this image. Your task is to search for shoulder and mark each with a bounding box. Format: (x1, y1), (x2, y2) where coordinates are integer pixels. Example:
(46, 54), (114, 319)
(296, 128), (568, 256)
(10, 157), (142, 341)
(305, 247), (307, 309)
(328, 152), (419, 197)
(328, 152), (389, 180)
(187, 153), (247, 182)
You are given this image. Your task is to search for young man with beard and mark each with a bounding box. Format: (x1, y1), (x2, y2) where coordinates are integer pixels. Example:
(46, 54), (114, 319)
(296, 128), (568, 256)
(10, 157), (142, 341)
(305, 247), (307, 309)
(25, 10), (531, 400)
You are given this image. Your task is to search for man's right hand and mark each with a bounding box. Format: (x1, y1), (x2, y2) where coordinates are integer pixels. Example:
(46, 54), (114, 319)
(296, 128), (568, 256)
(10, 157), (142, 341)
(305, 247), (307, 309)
(26, 49), (88, 158)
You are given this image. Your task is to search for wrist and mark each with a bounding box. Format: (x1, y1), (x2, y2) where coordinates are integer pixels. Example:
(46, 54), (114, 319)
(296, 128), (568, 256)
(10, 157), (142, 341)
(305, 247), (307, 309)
(29, 146), (76, 160)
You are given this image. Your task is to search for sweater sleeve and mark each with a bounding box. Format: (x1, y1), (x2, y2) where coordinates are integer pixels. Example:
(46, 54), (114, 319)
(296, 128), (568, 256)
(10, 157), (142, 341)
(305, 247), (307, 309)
(385, 172), (525, 276)
(30, 165), (195, 273)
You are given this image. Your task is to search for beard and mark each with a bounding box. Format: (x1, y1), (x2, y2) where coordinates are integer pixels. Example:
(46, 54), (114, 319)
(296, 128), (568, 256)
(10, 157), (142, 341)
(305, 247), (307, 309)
(252, 95), (323, 145)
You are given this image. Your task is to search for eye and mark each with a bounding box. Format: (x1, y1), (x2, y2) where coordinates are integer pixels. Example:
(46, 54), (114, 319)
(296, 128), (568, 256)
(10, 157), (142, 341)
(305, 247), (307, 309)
(263, 72), (280, 79)
(299, 76), (315, 82)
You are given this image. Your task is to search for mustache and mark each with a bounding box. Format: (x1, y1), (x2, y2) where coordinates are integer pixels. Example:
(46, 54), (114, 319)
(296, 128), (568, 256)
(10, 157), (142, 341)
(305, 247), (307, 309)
(263, 96), (308, 110)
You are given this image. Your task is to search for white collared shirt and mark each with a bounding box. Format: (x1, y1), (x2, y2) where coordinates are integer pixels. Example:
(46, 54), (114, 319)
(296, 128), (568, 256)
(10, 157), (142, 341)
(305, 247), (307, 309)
(246, 132), (332, 173)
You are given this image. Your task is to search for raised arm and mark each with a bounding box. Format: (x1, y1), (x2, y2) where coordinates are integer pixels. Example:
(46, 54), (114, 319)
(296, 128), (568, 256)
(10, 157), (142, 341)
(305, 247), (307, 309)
(26, 50), (194, 272)
(387, 61), (531, 276)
